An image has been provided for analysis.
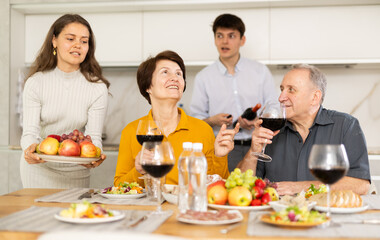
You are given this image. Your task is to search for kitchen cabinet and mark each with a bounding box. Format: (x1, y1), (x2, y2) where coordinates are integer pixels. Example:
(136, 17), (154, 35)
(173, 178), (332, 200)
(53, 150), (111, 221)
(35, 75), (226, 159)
(143, 9), (269, 62)
(19, 3), (380, 67)
(25, 13), (143, 65)
(270, 5), (380, 61)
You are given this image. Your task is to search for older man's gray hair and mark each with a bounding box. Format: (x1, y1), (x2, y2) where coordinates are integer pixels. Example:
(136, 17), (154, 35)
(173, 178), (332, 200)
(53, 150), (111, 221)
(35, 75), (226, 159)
(291, 64), (327, 103)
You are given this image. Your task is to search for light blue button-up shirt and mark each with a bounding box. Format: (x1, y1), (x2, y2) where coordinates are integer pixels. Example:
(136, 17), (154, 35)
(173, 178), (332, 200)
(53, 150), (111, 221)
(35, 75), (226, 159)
(190, 57), (278, 140)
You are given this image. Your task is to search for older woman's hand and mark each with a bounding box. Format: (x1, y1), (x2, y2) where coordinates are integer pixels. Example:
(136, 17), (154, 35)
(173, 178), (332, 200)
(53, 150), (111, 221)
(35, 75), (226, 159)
(251, 119), (279, 153)
(24, 143), (46, 164)
(214, 123), (240, 157)
(81, 154), (106, 169)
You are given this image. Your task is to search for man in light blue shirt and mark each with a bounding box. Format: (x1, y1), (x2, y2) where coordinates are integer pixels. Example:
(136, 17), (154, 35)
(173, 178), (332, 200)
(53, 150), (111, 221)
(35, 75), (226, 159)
(190, 13), (278, 172)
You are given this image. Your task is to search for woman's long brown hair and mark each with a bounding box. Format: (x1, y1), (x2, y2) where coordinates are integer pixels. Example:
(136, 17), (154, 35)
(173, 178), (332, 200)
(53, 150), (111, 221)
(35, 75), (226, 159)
(26, 14), (110, 89)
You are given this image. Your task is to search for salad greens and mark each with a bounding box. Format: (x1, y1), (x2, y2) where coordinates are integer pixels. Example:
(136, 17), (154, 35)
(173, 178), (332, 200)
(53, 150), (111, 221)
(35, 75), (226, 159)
(305, 184), (327, 199)
(102, 182), (144, 195)
(270, 206), (326, 223)
(60, 201), (113, 218)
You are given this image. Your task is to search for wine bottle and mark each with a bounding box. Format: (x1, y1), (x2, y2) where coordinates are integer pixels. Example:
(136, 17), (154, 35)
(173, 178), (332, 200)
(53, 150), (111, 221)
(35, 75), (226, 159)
(232, 103), (262, 128)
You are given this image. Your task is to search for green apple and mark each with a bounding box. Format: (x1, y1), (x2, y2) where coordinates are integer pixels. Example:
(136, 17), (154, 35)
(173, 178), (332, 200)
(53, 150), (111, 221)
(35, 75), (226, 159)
(228, 186), (252, 206)
(39, 137), (59, 155)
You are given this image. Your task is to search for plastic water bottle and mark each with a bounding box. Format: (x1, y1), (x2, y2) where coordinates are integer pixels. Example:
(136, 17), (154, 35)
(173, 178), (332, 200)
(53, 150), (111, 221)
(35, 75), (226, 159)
(178, 142), (192, 213)
(189, 142), (208, 212)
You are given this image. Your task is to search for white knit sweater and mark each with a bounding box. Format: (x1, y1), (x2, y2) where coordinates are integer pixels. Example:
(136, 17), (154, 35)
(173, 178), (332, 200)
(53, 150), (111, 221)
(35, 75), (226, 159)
(20, 67), (108, 188)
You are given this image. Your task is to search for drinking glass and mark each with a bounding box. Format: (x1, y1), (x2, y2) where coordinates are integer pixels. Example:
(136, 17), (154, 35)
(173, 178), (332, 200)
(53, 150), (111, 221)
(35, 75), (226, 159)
(308, 144), (349, 218)
(136, 120), (163, 145)
(252, 102), (286, 162)
(140, 141), (175, 214)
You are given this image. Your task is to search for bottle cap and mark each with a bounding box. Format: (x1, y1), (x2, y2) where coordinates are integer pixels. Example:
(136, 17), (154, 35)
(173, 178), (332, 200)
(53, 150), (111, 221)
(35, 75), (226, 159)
(192, 143), (203, 150)
(182, 142), (192, 149)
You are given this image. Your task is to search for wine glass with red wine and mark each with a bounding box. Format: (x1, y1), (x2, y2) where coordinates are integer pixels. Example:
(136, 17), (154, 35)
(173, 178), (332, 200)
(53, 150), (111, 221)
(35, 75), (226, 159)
(136, 120), (164, 145)
(308, 144), (349, 218)
(140, 141), (175, 214)
(252, 102), (286, 162)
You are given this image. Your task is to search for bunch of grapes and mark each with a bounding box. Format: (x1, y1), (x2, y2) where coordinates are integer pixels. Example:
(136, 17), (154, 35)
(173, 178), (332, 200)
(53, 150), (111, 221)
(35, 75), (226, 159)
(61, 129), (92, 144)
(225, 168), (257, 192)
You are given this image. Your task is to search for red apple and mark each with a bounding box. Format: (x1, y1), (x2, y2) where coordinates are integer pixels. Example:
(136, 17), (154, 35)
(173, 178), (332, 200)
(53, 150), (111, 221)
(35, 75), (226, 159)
(58, 139), (80, 156)
(228, 186), (252, 206)
(39, 137), (59, 155)
(47, 134), (62, 142)
(207, 185), (228, 205)
(207, 180), (226, 191)
(80, 141), (97, 158)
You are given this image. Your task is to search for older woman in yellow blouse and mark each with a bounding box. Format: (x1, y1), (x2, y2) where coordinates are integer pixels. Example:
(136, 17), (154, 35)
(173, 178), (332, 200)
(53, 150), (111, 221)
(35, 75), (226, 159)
(114, 50), (238, 186)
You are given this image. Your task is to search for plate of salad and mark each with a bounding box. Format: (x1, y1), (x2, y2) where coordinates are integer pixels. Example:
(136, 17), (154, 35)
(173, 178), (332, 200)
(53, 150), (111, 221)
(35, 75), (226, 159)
(305, 184), (327, 199)
(99, 182), (146, 199)
(55, 201), (125, 224)
(260, 206), (329, 228)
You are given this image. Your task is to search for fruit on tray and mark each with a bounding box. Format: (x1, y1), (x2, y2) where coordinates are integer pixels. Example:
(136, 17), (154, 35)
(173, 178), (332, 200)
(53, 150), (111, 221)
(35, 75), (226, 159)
(207, 168), (279, 206)
(80, 141), (98, 158)
(207, 180), (228, 205)
(39, 137), (60, 155)
(58, 139), (81, 157)
(35, 130), (100, 158)
(228, 186), (252, 206)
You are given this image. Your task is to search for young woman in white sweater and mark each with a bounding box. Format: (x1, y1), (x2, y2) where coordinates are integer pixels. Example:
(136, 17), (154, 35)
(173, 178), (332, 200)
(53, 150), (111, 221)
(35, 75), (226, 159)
(20, 14), (110, 188)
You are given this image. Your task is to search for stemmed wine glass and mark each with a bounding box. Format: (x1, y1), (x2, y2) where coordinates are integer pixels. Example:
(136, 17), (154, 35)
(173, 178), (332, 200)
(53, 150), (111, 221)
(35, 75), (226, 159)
(252, 102), (286, 162)
(136, 120), (164, 145)
(140, 141), (175, 214)
(308, 144), (349, 219)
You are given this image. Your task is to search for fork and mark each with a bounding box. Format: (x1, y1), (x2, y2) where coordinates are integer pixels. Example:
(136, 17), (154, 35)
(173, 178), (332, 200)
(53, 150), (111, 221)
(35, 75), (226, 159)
(220, 222), (242, 234)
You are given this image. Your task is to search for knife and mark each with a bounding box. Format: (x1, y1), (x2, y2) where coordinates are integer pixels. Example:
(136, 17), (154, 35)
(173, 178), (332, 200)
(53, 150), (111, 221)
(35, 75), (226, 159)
(78, 189), (94, 200)
(337, 219), (380, 224)
(127, 214), (148, 228)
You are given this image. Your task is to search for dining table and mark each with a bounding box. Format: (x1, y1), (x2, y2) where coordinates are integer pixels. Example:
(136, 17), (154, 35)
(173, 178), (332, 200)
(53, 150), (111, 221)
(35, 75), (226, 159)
(0, 188), (379, 240)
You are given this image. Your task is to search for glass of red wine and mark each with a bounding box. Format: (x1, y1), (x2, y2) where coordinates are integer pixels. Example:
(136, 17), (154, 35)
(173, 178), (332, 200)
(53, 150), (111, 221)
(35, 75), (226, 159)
(308, 144), (349, 218)
(140, 140), (175, 214)
(252, 102), (286, 162)
(136, 120), (164, 145)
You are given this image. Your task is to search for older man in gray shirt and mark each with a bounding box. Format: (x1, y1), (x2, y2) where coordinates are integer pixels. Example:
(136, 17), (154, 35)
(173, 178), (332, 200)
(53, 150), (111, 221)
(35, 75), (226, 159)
(237, 64), (370, 196)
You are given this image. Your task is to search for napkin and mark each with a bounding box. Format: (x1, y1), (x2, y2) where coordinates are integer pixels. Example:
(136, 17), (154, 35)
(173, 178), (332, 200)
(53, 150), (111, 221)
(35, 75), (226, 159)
(35, 188), (163, 205)
(38, 231), (185, 240)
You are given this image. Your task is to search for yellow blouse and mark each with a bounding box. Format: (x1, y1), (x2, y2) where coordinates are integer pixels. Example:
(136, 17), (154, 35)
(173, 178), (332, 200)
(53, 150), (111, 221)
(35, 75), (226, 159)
(114, 108), (229, 187)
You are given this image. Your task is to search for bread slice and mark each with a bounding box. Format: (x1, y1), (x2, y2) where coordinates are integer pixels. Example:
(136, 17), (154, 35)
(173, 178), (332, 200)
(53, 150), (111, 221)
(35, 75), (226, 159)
(308, 190), (362, 208)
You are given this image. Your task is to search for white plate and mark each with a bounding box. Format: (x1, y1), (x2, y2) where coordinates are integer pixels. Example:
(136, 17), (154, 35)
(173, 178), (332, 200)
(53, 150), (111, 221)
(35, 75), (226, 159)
(177, 210), (243, 225)
(99, 192), (146, 199)
(313, 204), (369, 214)
(162, 184), (178, 205)
(208, 203), (271, 211)
(35, 153), (99, 164)
(54, 210), (125, 224)
(162, 192), (178, 205)
(269, 201), (316, 212)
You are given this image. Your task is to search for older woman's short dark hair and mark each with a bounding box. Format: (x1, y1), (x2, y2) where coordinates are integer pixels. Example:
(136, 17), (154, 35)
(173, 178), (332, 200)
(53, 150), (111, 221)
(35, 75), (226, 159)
(137, 50), (186, 104)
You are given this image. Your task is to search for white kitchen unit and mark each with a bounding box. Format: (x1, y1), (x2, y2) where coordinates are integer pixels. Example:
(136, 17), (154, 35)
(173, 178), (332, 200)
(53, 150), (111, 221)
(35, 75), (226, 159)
(143, 9), (270, 62)
(270, 6), (380, 61)
(25, 13), (143, 65)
